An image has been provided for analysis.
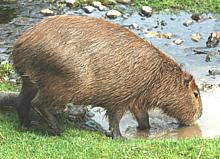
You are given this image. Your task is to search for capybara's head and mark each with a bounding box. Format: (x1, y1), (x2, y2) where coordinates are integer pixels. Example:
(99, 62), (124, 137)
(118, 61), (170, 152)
(155, 70), (202, 126)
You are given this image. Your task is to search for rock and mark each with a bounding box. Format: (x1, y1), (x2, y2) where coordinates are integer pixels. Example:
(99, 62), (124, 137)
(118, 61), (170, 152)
(141, 6), (153, 17)
(191, 33), (201, 42)
(92, 1), (102, 7)
(145, 31), (159, 37)
(206, 32), (220, 48)
(183, 20), (194, 27)
(200, 83), (215, 92)
(116, 0), (131, 4)
(40, 9), (54, 16)
(64, 0), (76, 5)
(208, 69), (220, 76)
(158, 33), (173, 39)
(91, 1), (106, 10)
(205, 54), (212, 62)
(129, 23), (139, 29)
(106, 10), (122, 18)
(191, 13), (204, 22)
(160, 20), (167, 26)
(98, 5), (107, 11)
(83, 6), (95, 13)
(173, 39), (184, 45)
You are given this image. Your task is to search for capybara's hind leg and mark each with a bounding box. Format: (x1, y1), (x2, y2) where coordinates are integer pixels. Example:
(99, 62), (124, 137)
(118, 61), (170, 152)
(130, 106), (150, 130)
(106, 108), (126, 139)
(16, 76), (37, 127)
(31, 91), (63, 135)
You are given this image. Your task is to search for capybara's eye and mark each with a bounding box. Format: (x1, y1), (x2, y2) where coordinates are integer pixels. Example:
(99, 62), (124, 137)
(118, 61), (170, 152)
(194, 91), (199, 98)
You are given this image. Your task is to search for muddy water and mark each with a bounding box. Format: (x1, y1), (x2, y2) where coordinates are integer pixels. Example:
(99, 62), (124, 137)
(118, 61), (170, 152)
(0, 1), (220, 139)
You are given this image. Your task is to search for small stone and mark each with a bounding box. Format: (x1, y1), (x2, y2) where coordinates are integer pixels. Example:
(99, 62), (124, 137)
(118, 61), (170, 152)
(83, 6), (95, 14)
(206, 32), (220, 48)
(116, 0), (131, 4)
(170, 17), (175, 20)
(129, 23), (139, 29)
(183, 20), (194, 27)
(208, 69), (220, 76)
(160, 20), (167, 26)
(173, 39), (184, 45)
(158, 33), (173, 39)
(145, 31), (159, 37)
(106, 10), (122, 18)
(98, 5), (107, 11)
(141, 6), (153, 17)
(191, 13), (204, 22)
(164, 9), (170, 12)
(40, 9), (54, 16)
(205, 54), (211, 62)
(191, 33), (201, 42)
(92, 1), (102, 8)
(64, 0), (76, 5)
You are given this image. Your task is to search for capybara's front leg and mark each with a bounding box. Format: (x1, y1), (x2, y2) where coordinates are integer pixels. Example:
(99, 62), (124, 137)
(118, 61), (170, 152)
(130, 105), (150, 130)
(107, 108), (125, 139)
(31, 91), (63, 135)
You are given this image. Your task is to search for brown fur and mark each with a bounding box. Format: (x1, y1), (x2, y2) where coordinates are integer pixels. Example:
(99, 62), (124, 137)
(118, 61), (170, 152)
(12, 15), (202, 138)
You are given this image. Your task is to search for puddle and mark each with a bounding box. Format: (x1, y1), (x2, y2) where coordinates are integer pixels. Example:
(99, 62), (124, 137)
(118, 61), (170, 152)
(0, 6), (18, 24)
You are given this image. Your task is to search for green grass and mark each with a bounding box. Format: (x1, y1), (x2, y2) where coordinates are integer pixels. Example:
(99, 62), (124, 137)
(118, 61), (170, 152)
(0, 108), (220, 159)
(134, 0), (220, 14)
(0, 62), (20, 91)
(68, 0), (220, 14)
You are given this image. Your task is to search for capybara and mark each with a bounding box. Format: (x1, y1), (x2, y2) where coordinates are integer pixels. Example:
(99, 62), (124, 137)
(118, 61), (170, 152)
(12, 15), (202, 138)
(206, 31), (220, 48)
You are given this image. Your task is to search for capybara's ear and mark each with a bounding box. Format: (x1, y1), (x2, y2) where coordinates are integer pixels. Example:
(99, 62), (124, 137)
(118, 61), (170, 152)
(183, 73), (193, 87)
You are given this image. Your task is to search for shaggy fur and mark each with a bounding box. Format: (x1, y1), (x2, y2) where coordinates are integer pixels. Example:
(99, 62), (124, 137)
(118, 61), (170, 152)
(12, 15), (202, 138)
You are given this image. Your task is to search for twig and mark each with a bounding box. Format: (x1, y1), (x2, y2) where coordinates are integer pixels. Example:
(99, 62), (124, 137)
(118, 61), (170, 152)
(197, 147), (203, 159)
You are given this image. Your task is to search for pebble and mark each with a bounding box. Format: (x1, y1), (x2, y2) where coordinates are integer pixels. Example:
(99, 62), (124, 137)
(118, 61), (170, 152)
(141, 6), (153, 17)
(92, 1), (102, 7)
(173, 39), (184, 45)
(191, 33), (201, 42)
(158, 33), (173, 39)
(116, 0), (131, 4)
(106, 10), (122, 18)
(191, 13), (204, 22)
(160, 20), (167, 26)
(83, 6), (95, 14)
(183, 20), (194, 27)
(208, 69), (220, 76)
(92, 1), (107, 10)
(64, 0), (76, 5)
(98, 5), (107, 11)
(129, 23), (139, 29)
(40, 8), (54, 16)
(145, 31), (158, 37)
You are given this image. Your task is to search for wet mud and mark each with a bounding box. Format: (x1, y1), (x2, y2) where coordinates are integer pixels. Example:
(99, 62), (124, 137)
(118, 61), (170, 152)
(0, 1), (220, 139)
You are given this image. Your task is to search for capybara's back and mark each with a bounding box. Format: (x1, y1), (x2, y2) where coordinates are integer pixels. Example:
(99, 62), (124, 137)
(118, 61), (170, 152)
(12, 15), (202, 138)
